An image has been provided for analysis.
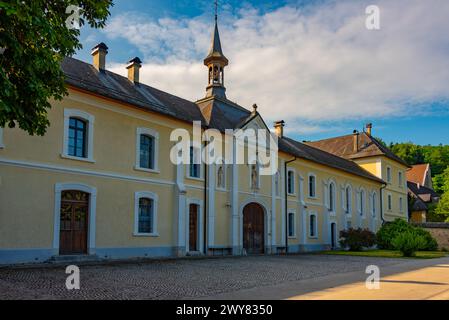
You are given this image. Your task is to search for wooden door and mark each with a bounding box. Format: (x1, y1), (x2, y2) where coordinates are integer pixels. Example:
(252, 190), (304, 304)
(243, 203), (265, 254)
(189, 204), (198, 252)
(60, 191), (89, 255)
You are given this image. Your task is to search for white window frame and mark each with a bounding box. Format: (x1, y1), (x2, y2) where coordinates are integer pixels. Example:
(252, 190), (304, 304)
(216, 160), (226, 190)
(187, 145), (203, 180)
(287, 210), (296, 239)
(0, 127), (4, 148)
(386, 166), (392, 184)
(134, 191), (159, 237)
(135, 127), (160, 173)
(308, 212), (318, 238)
(308, 173), (317, 198)
(287, 168), (296, 196)
(62, 109), (95, 163)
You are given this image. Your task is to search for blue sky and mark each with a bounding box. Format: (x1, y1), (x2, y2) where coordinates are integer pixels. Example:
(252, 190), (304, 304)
(75, 0), (449, 145)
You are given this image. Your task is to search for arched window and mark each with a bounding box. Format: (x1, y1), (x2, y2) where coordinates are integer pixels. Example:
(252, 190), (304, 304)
(345, 186), (351, 214)
(287, 169), (295, 195)
(329, 182), (336, 212)
(63, 109), (95, 162)
(136, 128), (159, 172)
(288, 211), (295, 238)
(140, 135), (155, 169)
(189, 146), (201, 178)
(68, 118), (87, 158)
(309, 213), (317, 238)
(372, 192), (377, 218)
(134, 192), (158, 236)
(308, 174), (316, 198)
(360, 189), (366, 216)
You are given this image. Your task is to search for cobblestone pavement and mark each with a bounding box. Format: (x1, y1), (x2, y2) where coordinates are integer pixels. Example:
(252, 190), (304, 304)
(0, 254), (405, 300)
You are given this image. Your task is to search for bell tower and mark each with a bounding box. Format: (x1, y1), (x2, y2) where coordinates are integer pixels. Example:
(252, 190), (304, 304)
(204, 1), (228, 98)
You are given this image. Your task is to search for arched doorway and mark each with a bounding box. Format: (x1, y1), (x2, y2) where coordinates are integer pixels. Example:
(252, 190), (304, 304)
(243, 203), (265, 254)
(59, 190), (89, 255)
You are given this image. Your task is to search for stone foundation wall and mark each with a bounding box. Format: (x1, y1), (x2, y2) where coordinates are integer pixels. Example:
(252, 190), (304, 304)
(414, 223), (449, 250)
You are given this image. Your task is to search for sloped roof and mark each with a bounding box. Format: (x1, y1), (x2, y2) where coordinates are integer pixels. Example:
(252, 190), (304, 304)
(61, 57), (206, 125)
(279, 137), (385, 184)
(407, 164), (429, 186)
(306, 132), (409, 167)
(61, 56), (384, 184)
(407, 181), (439, 201)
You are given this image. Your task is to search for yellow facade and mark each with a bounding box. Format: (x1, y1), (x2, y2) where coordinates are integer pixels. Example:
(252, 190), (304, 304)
(0, 86), (387, 264)
(355, 156), (409, 222)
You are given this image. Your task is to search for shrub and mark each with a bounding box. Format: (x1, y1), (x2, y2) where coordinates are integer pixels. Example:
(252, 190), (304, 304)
(376, 219), (438, 251)
(339, 228), (376, 251)
(392, 231), (427, 257)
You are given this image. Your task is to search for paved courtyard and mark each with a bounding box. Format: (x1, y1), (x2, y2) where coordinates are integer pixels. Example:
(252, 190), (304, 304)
(0, 254), (409, 300)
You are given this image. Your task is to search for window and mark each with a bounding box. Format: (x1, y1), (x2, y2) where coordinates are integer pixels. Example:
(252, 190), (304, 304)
(288, 212), (295, 238)
(68, 118), (87, 158)
(308, 174), (316, 198)
(135, 128), (159, 172)
(62, 109), (95, 162)
(398, 171), (403, 187)
(309, 213), (317, 238)
(134, 192), (158, 236)
(386, 166), (392, 183)
(372, 192), (377, 218)
(140, 135), (154, 169)
(287, 169), (295, 195)
(399, 197), (403, 212)
(189, 146), (201, 178)
(329, 182), (336, 212)
(360, 190), (366, 216)
(345, 186), (351, 214)
(216, 162), (226, 189)
(387, 194), (392, 211)
(0, 127), (4, 148)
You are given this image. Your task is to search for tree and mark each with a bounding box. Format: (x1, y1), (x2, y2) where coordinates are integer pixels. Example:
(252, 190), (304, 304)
(435, 166), (449, 221)
(0, 0), (113, 135)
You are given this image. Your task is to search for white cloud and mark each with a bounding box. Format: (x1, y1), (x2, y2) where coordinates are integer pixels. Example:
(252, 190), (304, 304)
(103, 0), (449, 134)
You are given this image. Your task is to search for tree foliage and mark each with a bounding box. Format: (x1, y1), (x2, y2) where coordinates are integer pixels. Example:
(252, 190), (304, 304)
(0, 0), (113, 135)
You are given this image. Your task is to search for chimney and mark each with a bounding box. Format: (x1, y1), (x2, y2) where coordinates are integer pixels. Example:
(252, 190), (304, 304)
(91, 42), (108, 71)
(366, 123), (373, 137)
(353, 130), (359, 152)
(274, 120), (285, 138)
(126, 57), (142, 84)
(252, 103), (258, 115)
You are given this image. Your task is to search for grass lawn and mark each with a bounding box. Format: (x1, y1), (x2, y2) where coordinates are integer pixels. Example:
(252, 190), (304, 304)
(321, 250), (448, 259)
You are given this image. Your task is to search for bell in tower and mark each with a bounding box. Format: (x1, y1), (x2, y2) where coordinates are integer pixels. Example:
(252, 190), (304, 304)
(204, 6), (228, 98)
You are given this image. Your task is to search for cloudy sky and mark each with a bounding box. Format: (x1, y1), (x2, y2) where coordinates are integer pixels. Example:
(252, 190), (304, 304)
(75, 0), (449, 144)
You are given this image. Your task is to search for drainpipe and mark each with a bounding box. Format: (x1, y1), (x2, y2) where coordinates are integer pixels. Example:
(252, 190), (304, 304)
(379, 183), (387, 225)
(204, 147), (208, 255)
(284, 157), (297, 254)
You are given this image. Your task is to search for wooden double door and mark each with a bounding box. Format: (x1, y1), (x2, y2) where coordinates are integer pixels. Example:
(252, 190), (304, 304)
(59, 190), (89, 255)
(243, 203), (265, 254)
(189, 204), (199, 252)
